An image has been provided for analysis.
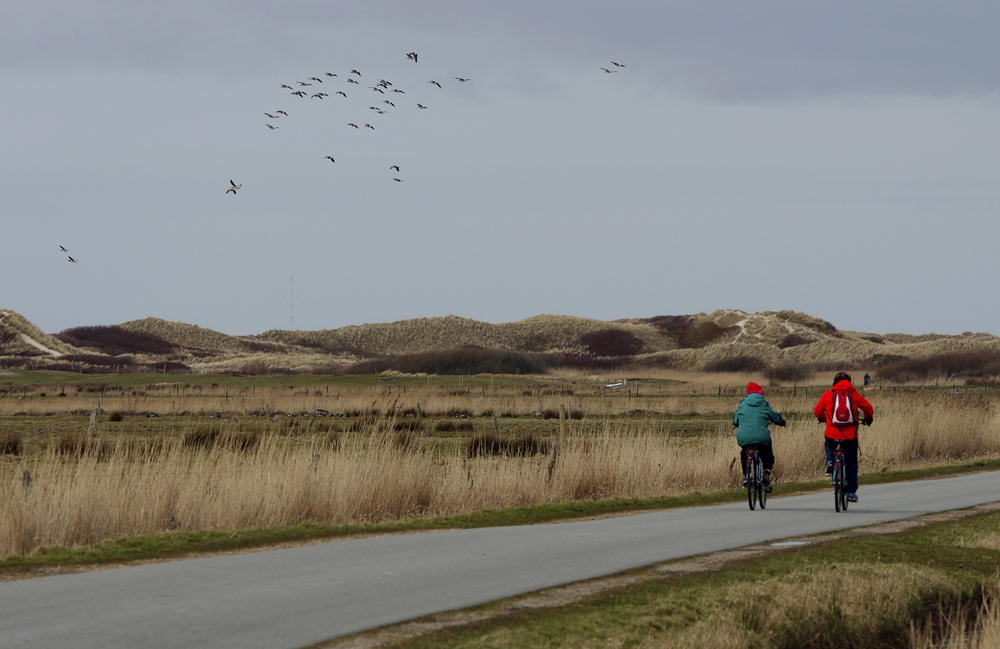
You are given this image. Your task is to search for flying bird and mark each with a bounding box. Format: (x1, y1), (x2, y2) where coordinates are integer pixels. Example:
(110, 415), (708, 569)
(308, 77), (323, 83)
(406, 52), (418, 62)
(227, 180), (241, 194)
(390, 165), (400, 171)
(325, 72), (337, 77)
(291, 90), (307, 97)
(280, 84), (293, 89)
(391, 89), (405, 94)
(455, 77), (470, 82)
(346, 78), (359, 84)
(416, 103), (428, 109)
(600, 67), (616, 73)
(297, 81), (313, 86)
(347, 123), (359, 129)
(276, 110), (288, 116)
(323, 156), (335, 162)
(383, 100), (394, 107)
(364, 123), (375, 129)
(350, 69), (361, 76)
(335, 91), (347, 97)
(428, 80), (441, 88)
(393, 178), (401, 182)
(311, 93), (328, 99)
(266, 124), (278, 129)
(67, 256), (78, 263)
(59, 245), (70, 252)
(264, 112), (278, 119)
(611, 61), (625, 67)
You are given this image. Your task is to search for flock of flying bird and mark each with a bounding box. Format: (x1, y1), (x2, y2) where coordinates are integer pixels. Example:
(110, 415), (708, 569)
(225, 51), (473, 193)
(224, 55), (625, 195)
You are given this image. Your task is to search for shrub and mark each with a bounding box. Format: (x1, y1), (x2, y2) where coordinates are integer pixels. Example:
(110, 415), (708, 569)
(465, 433), (548, 458)
(393, 419), (424, 432)
(777, 334), (812, 349)
(108, 411), (124, 422)
(219, 430), (261, 452)
(876, 350), (1000, 384)
(579, 329), (645, 357)
(0, 432), (22, 456)
(647, 316), (735, 348)
(434, 420), (457, 432)
(56, 325), (176, 356)
(553, 354), (631, 371)
(704, 355), (767, 373)
(764, 364), (813, 384)
(346, 347), (551, 375)
(182, 427), (220, 449)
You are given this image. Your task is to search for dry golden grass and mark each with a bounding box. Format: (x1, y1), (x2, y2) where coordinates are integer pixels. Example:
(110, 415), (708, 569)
(655, 564), (956, 649)
(1, 386), (999, 558)
(910, 586), (1000, 649)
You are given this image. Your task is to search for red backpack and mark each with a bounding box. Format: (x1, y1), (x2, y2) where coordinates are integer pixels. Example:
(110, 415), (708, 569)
(830, 389), (857, 428)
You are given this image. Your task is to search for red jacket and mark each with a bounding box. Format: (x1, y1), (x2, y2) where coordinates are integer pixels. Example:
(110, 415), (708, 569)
(813, 380), (874, 441)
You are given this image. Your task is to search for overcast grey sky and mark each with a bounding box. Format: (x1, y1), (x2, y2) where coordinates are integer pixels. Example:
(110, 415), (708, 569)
(4, 2), (999, 336)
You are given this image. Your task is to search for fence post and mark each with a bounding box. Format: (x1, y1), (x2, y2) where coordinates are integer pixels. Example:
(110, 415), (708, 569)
(87, 409), (97, 435)
(558, 404), (567, 448)
(546, 435), (559, 480)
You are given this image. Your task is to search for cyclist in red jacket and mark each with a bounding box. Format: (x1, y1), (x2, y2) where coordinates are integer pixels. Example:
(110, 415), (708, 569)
(813, 372), (874, 503)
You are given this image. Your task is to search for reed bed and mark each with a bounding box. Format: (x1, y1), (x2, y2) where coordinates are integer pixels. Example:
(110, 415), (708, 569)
(2, 389), (999, 558)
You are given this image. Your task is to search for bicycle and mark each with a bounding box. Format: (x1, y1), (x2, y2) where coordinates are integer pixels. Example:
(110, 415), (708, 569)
(830, 442), (848, 512)
(744, 445), (767, 511)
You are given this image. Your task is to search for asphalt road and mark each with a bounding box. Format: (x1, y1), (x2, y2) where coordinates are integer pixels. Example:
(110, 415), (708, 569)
(3, 470), (999, 649)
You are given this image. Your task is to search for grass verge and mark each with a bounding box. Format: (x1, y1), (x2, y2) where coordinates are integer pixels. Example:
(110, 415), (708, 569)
(348, 509), (1000, 649)
(4, 457), (1000, 579)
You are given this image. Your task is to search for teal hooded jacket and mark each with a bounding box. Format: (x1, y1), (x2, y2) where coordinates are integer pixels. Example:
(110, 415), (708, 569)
(733, 393), (785, 446)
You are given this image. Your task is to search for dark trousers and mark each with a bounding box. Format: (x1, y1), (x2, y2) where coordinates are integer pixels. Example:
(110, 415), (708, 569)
(740, 443), (774, 476)
(825, 437), (859, 493)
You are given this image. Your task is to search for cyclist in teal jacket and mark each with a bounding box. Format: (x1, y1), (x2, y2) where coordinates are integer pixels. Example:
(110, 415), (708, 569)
(733, 382), (786, 489)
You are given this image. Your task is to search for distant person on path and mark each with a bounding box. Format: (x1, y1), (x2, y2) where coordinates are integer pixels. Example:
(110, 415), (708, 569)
(864, 372), (871, 387)
(813, 373), (874, 503)
(733, 382), (785, 490)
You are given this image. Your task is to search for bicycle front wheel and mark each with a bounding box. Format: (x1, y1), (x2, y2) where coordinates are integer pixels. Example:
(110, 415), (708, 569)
(746, 459), (756, 511)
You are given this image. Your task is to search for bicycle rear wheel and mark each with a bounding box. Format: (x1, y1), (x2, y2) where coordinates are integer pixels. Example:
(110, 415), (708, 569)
(756, 459), (766, 510)
(746, 457), (756, 510)
(833, 462), (843, 513)
(840, 470), (849, 512)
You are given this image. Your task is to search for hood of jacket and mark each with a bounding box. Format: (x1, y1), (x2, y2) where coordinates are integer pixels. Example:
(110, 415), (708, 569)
(831, 380), (858, 393)
(742, 393), (768, 407)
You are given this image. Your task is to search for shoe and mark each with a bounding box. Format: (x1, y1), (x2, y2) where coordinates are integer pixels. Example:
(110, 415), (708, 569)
(847, 493), (858, 503)
(742, 475), (748, 487)
(762, 470), (772, 492)
(825, 461), (833, 476)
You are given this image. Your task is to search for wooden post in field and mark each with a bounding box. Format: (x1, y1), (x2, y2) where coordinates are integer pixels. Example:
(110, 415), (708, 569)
(22, 470), (31, 492)
(492, 413), (499, 433)
(547, 435), (559, 481)
(87, 409), (97, 436)
(558, 404), (567, 449)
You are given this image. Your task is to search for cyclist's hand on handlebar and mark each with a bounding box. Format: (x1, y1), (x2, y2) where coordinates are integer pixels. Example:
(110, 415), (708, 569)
(863, 416), (873, 426)
(817, 417), (826, 424)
